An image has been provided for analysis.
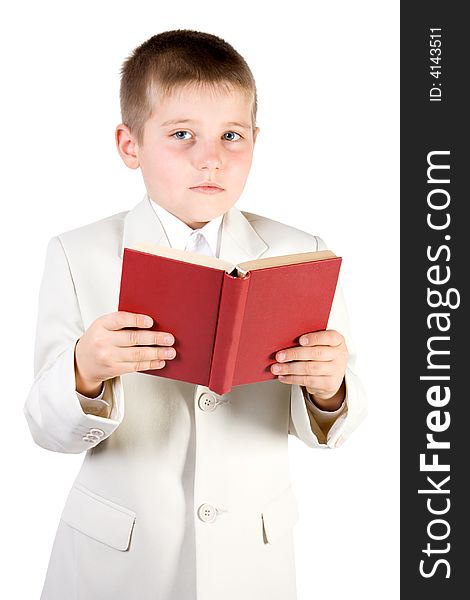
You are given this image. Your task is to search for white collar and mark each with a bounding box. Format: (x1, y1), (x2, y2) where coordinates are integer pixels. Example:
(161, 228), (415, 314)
(148, 197), (224, 257)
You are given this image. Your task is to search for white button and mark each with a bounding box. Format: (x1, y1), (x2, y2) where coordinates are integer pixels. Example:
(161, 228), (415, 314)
(90, 428), (105, 437)
(82, 435), (95, 443)
(197, 503), (217, 523)
(198, 393), (217, 412)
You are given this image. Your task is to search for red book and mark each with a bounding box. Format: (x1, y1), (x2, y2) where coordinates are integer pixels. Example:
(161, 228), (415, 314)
(118, 244), (342, 395)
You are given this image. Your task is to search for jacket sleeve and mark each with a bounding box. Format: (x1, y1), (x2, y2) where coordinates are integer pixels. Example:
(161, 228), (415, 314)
(23, 236), (125, 454)
(288, 236), (367, 448)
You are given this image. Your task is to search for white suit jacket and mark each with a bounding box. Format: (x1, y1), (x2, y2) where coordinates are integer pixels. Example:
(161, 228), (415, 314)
(24, 194), (367, 600)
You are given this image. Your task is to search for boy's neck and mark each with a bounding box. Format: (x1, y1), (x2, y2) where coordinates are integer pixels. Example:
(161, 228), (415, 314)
(187, 220), (210, 230)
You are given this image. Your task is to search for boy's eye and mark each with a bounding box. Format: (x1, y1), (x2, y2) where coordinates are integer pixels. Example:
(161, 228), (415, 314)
(223, 131), (242, 141)
(173, 130), (192, 140)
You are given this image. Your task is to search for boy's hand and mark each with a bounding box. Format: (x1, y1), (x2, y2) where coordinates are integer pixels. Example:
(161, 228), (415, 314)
(271, 330), (348, 411)
(74, 311), (176, 396)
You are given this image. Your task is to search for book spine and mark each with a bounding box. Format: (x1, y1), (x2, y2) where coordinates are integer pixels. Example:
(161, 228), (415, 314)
(208, 271), (251, 395)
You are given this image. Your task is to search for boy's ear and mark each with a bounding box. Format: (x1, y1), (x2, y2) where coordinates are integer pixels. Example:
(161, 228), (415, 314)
(115, 124), (140, 169)
(253, 126), (260, 144)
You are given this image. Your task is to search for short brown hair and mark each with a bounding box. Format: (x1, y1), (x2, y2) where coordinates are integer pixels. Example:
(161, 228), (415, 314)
(119, 29), (258, 146)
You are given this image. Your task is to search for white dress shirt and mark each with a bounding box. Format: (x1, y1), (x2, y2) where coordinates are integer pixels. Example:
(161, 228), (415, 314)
(149, 199), (224, 256)
(77, 197), (344, 429)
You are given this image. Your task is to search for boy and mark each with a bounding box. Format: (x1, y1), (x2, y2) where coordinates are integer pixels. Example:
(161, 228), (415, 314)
(24, 29), (367, 600)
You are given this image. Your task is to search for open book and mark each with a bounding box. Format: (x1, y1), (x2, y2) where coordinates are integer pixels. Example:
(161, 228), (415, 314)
(118, 243), (342, 395)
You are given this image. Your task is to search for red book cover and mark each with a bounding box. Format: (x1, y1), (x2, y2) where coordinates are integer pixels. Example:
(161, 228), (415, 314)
(118, 245), (341, 395)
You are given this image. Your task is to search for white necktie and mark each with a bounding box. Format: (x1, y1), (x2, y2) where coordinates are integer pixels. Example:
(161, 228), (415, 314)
(184, 230), (214, 257)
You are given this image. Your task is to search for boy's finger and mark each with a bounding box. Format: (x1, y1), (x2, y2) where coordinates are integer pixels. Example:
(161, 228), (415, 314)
(102, 311), (154, 331)
(299, 329), (343, 347)
(276, 374), (336, 394)
(275, 346), (336, 363)
(117, 345), (176, 365)
(271, 360), (335, 377)
(112, 329), (175, 347)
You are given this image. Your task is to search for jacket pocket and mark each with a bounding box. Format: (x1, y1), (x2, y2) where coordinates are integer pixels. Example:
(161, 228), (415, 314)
(60, 482), (136, 551)
(261, 485), (299, 544)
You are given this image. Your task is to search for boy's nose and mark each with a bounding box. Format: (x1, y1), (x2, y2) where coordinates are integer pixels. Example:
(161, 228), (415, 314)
(194, 144), (222, 170)
(200, 160), (221, 172)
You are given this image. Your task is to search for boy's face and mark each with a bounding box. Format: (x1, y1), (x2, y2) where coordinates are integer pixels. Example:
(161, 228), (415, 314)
(116, 84), (259, 229)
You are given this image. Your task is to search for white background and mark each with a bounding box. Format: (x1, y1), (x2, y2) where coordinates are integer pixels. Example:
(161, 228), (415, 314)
(0, 1), (399, 598)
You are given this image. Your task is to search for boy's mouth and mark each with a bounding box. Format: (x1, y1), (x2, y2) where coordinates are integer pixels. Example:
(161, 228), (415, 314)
(190, 185), (225, 194)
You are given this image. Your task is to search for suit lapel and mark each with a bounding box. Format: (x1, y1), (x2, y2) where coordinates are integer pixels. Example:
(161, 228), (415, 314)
(120, 194), (268, 265)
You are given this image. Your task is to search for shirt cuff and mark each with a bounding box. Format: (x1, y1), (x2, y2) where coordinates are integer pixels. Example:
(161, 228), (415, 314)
(302, 386), (346, 430)
(76, 382), (112, 417)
